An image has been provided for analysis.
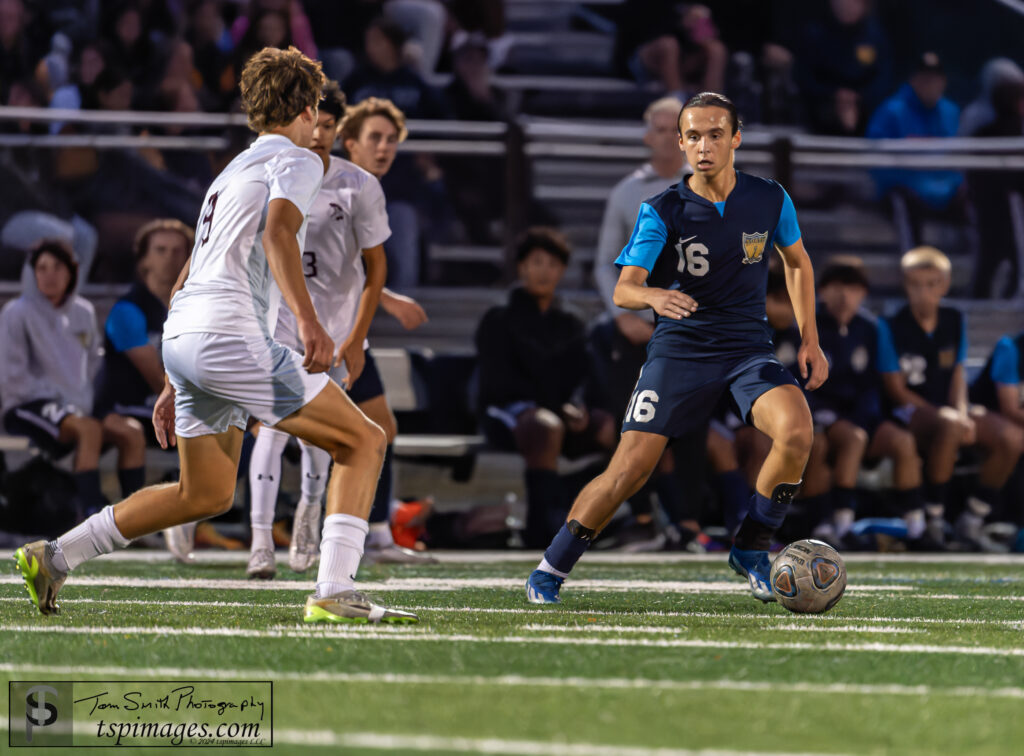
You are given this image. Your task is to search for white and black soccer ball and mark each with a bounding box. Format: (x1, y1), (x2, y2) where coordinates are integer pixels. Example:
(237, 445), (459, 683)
(769, 539), (846, 614)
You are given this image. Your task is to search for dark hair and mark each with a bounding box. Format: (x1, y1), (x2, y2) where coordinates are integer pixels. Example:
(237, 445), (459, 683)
(678, 91), (741, 134)
(320, 79), (347, 122)
(367, 15), (408, 52)
(819, 256), (870, 291)
(30, 239), (79, 305)
(94, 65), (130, 95)
(514, 226), (571, 265)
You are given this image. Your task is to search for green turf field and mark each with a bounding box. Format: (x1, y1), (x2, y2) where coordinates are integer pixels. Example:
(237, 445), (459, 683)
(2, 550), (1023, 755)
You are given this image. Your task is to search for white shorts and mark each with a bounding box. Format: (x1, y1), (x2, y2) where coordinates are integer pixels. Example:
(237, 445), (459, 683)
(163, 332), (330, 438)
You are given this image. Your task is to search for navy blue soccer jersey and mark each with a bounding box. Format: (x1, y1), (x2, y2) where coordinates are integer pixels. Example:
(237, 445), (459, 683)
(970, 332), (1024, 410)
(877, 305), (966, 407)
(616, 170), (801, 359)
(812, 308), (882, 426)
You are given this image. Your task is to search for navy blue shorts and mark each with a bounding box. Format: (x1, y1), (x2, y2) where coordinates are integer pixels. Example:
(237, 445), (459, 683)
(621, 352), (799, 439)
(347, 348), (386, 405)
(3, 399), (76, 457)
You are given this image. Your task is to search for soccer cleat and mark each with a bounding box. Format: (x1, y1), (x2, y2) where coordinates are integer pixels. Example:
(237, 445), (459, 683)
(246, 548), (277, 580)
(362, 543), (438, 566)
(289, 500), (321, 572)
(525, 569), (563, 604)
(14, 541), (67, 616)
(728, 546), (777, 603)
(163, 523), (196, 564)
(303, 590), (419, 624)
(954, 511), (1009, 553)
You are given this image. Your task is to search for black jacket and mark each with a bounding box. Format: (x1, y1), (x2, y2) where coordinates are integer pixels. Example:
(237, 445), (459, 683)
(475, 287), (588, 412)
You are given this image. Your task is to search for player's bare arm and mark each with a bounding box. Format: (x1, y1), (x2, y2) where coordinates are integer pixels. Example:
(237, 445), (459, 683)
(264, 197), (334, 373)
(949, 363), (976, 443)
(996, 383), (1024, 427)
(335, 244), (387, 384)
(775, 238), (828, 390)
(152, 253), (192, 448)
(613, 264), (698, 320)
(380, 287), (428, 330)
(881, 371), (932, 411)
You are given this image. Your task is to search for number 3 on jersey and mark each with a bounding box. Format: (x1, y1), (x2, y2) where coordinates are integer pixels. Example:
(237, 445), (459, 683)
(676, 240), (709, 276)
(625, 389), (659, 423)
(303, 251), (317, 278)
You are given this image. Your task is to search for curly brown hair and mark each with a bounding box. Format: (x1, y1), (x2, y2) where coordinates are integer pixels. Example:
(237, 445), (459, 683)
(339, 97), (408, 145)
(240, 46), (325, 134)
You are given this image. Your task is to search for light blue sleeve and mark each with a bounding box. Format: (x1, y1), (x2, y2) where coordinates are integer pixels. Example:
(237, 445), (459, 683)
(876, 317), (900, 373)
(957, 314), (968, 365)
(774, 188), (801, 248)
(990, 337), (1020, 385)
(615, 203), (668, 272)
(105, 301), (148, 352)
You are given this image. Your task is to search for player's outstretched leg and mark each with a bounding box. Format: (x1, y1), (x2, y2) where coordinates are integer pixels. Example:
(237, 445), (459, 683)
(729, 385), (813, 602)
(526, 431), (667, 604)
(290, 442), (330, 572)
(247, 425), (290, 579)
(276, 381), (419, 624)
(15, 431), (244, 616)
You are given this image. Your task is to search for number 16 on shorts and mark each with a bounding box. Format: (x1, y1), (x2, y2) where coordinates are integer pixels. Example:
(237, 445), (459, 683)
(625, 388), (659, 423)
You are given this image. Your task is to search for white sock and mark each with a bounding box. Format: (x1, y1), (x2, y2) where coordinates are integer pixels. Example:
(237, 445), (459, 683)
(367, 521), (394, 548)
(904, 508), (926, 540)
(300, 443), (331, 508)
(966, 496), (992, 518)
(316, 513), (368, 597)
(537, 557), (568, 579)
(53, 505), (131, 572)
(834, 508), (855, 538)
(249, 427), (289, 554)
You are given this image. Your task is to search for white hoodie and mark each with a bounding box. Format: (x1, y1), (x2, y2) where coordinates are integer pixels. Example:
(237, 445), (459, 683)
(0, 265), (100, 415)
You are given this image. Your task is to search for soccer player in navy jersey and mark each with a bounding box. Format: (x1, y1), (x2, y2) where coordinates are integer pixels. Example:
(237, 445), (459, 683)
(526, 92), (829, 604)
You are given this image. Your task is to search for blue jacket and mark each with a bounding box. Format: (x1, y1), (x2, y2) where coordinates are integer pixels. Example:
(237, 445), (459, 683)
(866, 83), (963, 208)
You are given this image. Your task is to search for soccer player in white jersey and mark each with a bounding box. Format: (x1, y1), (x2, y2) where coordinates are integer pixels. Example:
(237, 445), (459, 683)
(14, 47), (418, 624)
(246, 85), (434, 579)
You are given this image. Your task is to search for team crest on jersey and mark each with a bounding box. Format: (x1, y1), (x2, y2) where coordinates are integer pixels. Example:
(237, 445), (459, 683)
(851, 345), (869, 373)
(328, 202), (344, 221)
(939, 348), (956, 369)
(741, 231), (768, 264)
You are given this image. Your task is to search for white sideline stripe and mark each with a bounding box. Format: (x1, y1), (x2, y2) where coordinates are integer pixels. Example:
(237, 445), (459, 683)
(3, 548), (1020, 566)
(0, 574), (909, 593)
(0, 663), (1022, 702)
(2, 623), (1022, 657)
(2, 597), (1021, 629)
(274, 729), (844, 756)
(520, 623), (925, 635)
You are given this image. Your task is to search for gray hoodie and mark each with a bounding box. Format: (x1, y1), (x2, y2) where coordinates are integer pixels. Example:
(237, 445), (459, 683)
(0, 265), (100, 415)
(959, 57), (1024, 136)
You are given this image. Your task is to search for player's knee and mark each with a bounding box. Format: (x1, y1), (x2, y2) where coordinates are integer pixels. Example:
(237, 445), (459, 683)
(776, 422), (813, 461)
(69, 416), (103, 445)
(1000, 423), (1024, 456)
(181, 487), (234, 518)
(380, 411), (398, 444)
(892, 429), (918, 459)
(849, 425), (869, 451)
(345, 420), (387, 464)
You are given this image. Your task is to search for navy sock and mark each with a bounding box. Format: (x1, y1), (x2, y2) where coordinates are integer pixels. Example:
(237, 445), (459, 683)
(833, 487), (857, 515)
(368, 445), (393, 524)
(716, 470), (750, 534)
(749, 481), (800, 529)
(73, 469), (108, 516)
(801, 492), (834, 530)
(524, 469), (565, 548)
(117, 466), (145, 498)
(541, 521), (593, 577)
(896, 486), (923, 516)
(923, 480), (950, 509)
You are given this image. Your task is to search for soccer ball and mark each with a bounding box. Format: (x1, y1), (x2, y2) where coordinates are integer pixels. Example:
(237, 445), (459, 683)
(769, 539), (846, 614)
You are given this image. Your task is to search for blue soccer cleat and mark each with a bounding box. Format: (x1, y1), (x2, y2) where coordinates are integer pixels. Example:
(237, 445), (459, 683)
(525, 569), (564, 604)
(728, 546), (776, 603)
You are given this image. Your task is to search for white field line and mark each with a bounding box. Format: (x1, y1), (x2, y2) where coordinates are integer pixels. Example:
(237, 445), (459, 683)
(1, 663), (1022, 702)
(3, 597), (1021, 629)
(2, 548), (1020, 566)
(0, 574), (910, 594)
(1, 623), (1022, 657)
(520, 623), (925, 635)
(275, 730), (846, 756)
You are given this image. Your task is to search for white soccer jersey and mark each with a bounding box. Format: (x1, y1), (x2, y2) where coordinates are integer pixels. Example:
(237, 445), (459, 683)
(164, 134), (324, 341)
(275, 155), (391, 349)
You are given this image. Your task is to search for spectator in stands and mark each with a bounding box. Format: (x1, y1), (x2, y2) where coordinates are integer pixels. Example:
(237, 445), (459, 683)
(186, 0), (235, 108)
(475, 228), (616, 548)
(233, 8), (292, 77)
(878, 246), (1023, 550)
(793, 0), (891, 134)
(230, 0), (318, 60)
(441, 31), (506, 245)
(967, 78), (1024, 298)
(343, 15), (449, 119)
(866, 52), (967, 250)
(93, 219), (191, 437)
(49, 40), (111, 119)
(0, 0), (43, 104)
(100, 1), (162, 91)
(959, 57), (1024, 137)
(812, 257), (924, 545)
(0, 240), (146, 517)
(972, 331), (1024, 441)
(613, 0), (727, 99)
